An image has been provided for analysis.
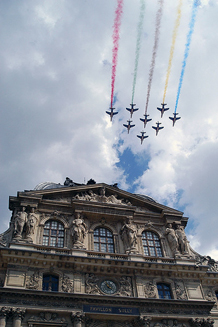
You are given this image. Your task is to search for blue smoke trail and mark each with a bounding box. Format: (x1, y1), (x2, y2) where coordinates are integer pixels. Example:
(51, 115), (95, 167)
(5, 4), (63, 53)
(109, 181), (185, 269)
(174, 0), (199, 113)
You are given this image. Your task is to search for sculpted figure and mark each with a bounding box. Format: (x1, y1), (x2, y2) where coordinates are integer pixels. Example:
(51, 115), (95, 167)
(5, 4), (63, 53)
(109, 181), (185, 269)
(13, 207), (28, 240)
(176, 225), (188, 254)
(120, 217), (138, 253)
(165, 223), (179, 255)
(26, 208), (38, 241)
(72, 212), (87, 248)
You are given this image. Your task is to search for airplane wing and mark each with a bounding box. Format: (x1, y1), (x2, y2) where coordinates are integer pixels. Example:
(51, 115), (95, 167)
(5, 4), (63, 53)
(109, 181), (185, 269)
(123, 124), (128, 128)
(152, 126), (157, 130)
(126, 108), (131, 112)
(159, 126), (164, 130)
(157, 107), (162, 111)
(169, 117), (174, 121)
(130, 124), (135, 128)
(133, 108), (139, 112)
(137, 135), (142, 139)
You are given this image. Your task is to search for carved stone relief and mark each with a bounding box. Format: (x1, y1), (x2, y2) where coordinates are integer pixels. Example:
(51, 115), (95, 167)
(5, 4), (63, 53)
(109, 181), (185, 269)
(28, 312), (67, 327)
(174, 280), (187, 300)
(204, 287), (216, 301)
(189, 318), (214, 327)
(144, 280), (157, 298)
(85, 273), (100, 295)
(62, 274), (73, 293)
(72, 187), (132, 206)
(26, 272), (39, 290)
(85, 273), (133, 296)
(117, 276), (133, 297)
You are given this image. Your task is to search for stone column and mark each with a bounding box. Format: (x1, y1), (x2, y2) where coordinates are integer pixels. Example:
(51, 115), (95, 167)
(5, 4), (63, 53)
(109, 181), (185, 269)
(71, 312), (85, 327)
(12, 308), (26, 327)
(0, 307), (8, 327)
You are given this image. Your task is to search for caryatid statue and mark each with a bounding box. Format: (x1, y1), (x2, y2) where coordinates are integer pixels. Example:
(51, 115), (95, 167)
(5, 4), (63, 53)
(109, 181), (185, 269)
(13, 207), (28, 240)
(176, 225), (189, 255)
(72, 212), (87, 248)
(26, 208), (38, 242)
(120, 217), (138, 253)
(165, 223), (179, 255)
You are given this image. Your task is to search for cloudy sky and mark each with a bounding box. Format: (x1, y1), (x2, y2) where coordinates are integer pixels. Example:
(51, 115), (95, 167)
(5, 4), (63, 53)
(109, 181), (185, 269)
(0, 0), (218, 258)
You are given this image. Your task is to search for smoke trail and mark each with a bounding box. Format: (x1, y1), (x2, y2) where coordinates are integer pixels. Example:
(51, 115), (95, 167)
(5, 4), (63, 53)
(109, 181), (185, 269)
(145, 0), (164, 115)
(131, 0), (146, 104)
(110, 0), (124, 108)
(174, 0), (199, 113)
(162, 0), (183, 103)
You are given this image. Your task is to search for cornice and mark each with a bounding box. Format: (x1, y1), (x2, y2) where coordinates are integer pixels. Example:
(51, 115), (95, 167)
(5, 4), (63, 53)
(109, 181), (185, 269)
(0, 288), (214, 317)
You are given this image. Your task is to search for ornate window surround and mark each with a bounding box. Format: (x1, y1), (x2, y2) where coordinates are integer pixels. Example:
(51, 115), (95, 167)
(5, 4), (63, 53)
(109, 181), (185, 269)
(153, 277), (176, 299)
(89, 222), (118, 253)
(141, 230), (163, 257)
(39, 215), (69, 248)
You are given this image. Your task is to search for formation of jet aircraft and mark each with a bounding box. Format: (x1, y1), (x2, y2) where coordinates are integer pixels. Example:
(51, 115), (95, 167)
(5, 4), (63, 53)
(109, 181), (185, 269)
(106, 107), (118, 121)
(169, 112), (181, 126)
(126, 103), (139, 118)
(106, 102), (181, 143)
(140, 114), (152, 128)
(152, 121), (164, 136)
(137, 131), (148, 144)
(157, 103), (169, 118)
(123, 120), (135, 134)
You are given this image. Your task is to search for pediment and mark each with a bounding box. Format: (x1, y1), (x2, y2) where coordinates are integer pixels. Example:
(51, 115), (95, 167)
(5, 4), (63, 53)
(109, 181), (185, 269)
(11, 183), (183, 217)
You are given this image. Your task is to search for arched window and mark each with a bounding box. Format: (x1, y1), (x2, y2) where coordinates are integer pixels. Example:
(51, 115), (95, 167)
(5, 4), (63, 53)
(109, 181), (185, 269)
(142, 231), (163, 257)
(43, 274), (59, 292)
(157, 283), (172, 299)
(43, 220), (64, 248)
(94, 227), (114, 253)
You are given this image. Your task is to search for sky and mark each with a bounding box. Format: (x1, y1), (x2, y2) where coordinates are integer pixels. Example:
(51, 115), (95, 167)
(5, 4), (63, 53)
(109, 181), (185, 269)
(0, 0), (218, 259)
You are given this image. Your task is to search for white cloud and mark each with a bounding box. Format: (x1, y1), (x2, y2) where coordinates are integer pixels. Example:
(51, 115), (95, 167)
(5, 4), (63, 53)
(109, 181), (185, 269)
(0, 0), (218, 260)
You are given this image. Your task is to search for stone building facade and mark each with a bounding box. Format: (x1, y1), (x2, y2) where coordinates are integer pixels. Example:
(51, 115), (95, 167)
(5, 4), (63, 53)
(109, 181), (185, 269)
(0, 179), (218, 327)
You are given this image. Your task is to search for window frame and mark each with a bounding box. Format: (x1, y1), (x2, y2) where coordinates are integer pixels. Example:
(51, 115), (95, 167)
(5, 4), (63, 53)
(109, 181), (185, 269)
(142, 230), (163, 257)
(157, 283), (173, 299)
(42, 219), (65, 248)
(93, 227), (115, 253)
(42, 273), (59, 292)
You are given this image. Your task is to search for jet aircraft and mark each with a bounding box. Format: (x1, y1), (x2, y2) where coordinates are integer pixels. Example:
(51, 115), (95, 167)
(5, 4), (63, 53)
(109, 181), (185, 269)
(106, 107), (118, 121)
(152, 121), (164, 136)
(169, 112), (181, 126)
(140, 114), (152, 128)
(126, 103), (139, 118)
(123, 120), (135, 134)
(137, 131), (148, 144)
(157, 103), (169, 118)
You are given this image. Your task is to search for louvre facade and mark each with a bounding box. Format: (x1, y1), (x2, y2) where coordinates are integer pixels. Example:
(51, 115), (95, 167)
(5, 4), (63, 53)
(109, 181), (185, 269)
(0, 179), (217, 327)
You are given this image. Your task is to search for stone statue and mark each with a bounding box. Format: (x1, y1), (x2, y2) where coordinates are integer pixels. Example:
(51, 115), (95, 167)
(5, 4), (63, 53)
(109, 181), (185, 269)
(176, 225), (189, 255)
(26, 208), (38, 242)
(165, 223), (179, 255)
(144, 280), (156, 298)
(13, 207), (28, 240)
(120, 217), (138, 253)
(72, 212), (87, 248)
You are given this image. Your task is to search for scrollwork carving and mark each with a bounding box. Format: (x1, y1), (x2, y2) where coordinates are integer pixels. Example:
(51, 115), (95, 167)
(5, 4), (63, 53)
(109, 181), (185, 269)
(144, 280), (156, 298)
(175, 281), (187, 300)
(62, 274), (73, 293)
(85, 273), (100, 294)
(26, 272), (39, 290)
(117, 276), (132, 297)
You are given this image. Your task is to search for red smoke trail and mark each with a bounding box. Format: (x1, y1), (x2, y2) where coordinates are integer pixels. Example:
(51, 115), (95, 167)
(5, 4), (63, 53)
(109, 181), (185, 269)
(110, 0), (124, 108)
(145, 0), (164, 115)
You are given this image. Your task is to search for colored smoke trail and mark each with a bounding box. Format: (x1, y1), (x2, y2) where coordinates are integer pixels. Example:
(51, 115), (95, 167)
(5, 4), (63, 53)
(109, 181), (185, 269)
(163, 0), (183, 104)
(131, 0), (146, 104)
(145, 0), (164, 115)
(110, 0), (124, 108)
(174, 0), (199, 113)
